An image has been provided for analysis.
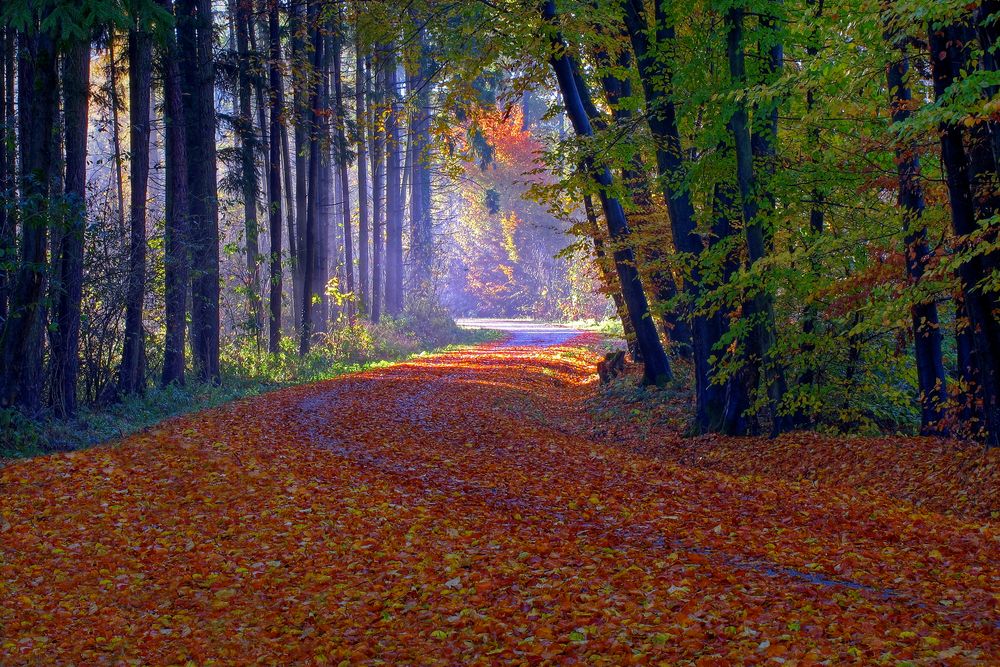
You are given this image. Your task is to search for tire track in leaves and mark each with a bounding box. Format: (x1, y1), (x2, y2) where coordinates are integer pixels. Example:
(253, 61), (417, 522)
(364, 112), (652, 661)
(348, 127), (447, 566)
(1, 338), (997, 664)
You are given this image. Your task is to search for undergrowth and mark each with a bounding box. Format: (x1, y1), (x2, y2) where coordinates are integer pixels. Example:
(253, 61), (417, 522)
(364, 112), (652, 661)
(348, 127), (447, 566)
(563, 317), (624, 338)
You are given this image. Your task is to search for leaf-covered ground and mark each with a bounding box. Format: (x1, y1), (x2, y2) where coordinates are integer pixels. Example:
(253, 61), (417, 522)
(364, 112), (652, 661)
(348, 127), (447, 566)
(588, 364), (1000, 521)
(1, 333), (997, 664)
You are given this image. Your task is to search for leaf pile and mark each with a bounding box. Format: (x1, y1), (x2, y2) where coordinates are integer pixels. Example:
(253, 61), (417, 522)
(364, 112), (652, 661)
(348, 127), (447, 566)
(1, 336), (998, 664)
(586, 358), (1000, 521)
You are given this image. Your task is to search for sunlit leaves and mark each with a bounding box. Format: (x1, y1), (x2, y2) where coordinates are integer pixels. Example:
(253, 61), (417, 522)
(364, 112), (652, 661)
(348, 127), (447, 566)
(1, 336), (998, 663)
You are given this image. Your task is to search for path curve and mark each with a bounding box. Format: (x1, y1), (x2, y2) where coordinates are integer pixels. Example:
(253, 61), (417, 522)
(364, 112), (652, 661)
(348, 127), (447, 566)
(1, 328), (997, 664)
(456, 318), (582, 347)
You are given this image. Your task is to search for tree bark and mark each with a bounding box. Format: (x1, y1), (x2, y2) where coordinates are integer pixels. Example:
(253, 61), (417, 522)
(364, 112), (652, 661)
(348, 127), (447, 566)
(584, 194), (636, 359)
(177, 0), (221, 382)
(50, 37), (92, 414)
(299, 8), (324, 354)
(384, 45), (404, 316)
(280, 102), (296, 329)
(591, 38), (691, 357)
(236, 0), (263, 343)
(0, 23), (57, 411)
(929, 23), (1000, 446)
(315, 32), (332, 330)
(0, 28), (14, 322)
(542, 0), (671, 385)
(118, 27), (152, 397)
(371, 49), (385, 322)
(620, 0), (725, 414)
(291, 0), (308, 334)
(267, 0), (283, 352)
(975, 1), (1000, 167)
(332, 9), (355, 321)
(886, 49), (948, 435)
(723, 7), (790, 435)
(408, 19), (433, 296)
(356, 49), (370, 316)
(108, 36), (127, 232)
(797, 0), (825, 414)
(159, 0), (191, 387)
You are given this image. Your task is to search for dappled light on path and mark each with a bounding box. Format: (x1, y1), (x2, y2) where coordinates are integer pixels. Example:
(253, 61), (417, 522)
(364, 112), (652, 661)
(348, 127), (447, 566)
(1, 335), (997, 664)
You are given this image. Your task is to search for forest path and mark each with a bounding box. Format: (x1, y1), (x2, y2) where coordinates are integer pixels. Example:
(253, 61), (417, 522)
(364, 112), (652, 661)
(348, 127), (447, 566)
(1, 332), (997, 664)
(456, 317), (582, 347)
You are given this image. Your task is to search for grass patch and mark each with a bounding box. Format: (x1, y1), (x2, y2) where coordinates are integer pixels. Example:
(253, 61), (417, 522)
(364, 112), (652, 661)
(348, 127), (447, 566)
(563, 317), (624, 338)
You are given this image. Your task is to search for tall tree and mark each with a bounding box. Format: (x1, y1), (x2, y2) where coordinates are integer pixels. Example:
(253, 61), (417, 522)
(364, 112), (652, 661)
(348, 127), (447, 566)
(290, 0), (308, 333)
(928, 20), (1000, 446)
(885, 39), (948, 435)
(620, 0), (726, 417)
(332, 6), (354, 320)
(408, 19), (433, 295)
(315, 30), (332, 330)
(356, 48), (370, 315)
(51, 35), (92, 414)
(118, 23), (152, 397)
(584, 193), (637, 359)
(722, 5), (790, 435)
(384, 44), (404, 316)
(370, 48), (385, 322)
(107, 35), (127, 232)
(267, 0), (283, 352)
(0, 28), (14, 322)
(542, 0), (672, 386)
(177, 0), (221, 382)
(590, 35), (691, 357)
(159, 0), (191, 387)
(299, 3), (324, 354)
(0, 17), (58, 411)
(235, 0), (263, 343)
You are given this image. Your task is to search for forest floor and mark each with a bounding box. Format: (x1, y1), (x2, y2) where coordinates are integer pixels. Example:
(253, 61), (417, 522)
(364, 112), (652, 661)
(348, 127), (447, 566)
(1, 324), (997, 664)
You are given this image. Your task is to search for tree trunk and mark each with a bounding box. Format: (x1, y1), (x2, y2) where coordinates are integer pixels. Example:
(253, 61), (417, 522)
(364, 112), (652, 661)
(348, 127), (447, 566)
(929, 23), (1000, 446)
(542, 0), (671, 386)
(591, 39), (691, 357)
(118, 27), (152, 397)
(315, 32), (332, 331)
(356, 49), (370, 316)
(177, 0), (221, 383)
(584, 194), (637, 359)
(108, 36), (127, 232)
(267, 0), (283, 353)
(886, 48), (948, 435)
(159, 0), (190, 387)
(280, 102), (296, 330)
(371, 50), (385, 322)
(975, 1), (1000, 167)
(384, 46), (404, 316)
(291, 0), (308, 334)
(0, 28), (14, 322)
(235, 0), (263, 344)
(797, 0), (825, 414)
(249, 4), (271, 210)
(332, 10), (355, 321)
(723, 7), (790, 435)
(0, 23), (57, 411)
(620, 0), (724, 412)
(299, 9), (323, 355)
(50, 37), (92, 415)
(408, 19), (433, 296)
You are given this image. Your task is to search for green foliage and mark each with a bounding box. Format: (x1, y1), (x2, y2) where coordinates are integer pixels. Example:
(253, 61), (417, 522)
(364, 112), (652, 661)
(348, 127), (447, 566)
(0, 0), (168, 43)
(0, 409), (46, 460)
(565, 317), (624, 338)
